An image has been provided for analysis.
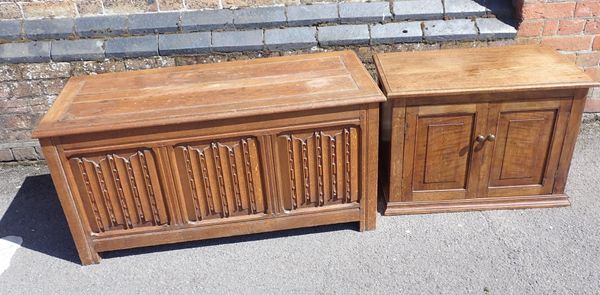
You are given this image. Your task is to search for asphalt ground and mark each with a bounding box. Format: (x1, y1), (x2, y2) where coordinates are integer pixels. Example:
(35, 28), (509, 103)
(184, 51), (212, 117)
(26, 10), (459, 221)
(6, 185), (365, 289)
(1, 121), (599, 295)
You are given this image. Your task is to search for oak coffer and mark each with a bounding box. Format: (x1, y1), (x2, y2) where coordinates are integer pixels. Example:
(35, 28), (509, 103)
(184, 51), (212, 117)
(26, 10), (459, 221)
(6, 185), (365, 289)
(374, 45), (598, 215)
(32, 51), (384, 265)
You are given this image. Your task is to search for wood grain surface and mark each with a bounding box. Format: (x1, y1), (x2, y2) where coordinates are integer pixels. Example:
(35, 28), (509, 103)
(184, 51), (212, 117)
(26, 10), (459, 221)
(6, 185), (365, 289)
(33, 50), (384, 138)
(35, 51), (383, 264)
(375, 45), (595, 215)
(375, 45), (599, 99)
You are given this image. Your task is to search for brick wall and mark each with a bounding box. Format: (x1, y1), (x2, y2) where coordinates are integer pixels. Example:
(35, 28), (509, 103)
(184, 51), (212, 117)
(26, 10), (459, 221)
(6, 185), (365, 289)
(514, 0), (600, 111)
(0, 40), (520, 162)
(0, 0), (310, 19)
(2, 0), (599, 163)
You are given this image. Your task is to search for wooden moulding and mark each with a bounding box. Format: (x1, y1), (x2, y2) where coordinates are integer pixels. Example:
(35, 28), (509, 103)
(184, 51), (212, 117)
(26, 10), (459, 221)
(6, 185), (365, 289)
(33, 51), (384, 265)
(374, 45), (599, 216)
(382, 189), (570, 215)
(93, 206), (360, 252)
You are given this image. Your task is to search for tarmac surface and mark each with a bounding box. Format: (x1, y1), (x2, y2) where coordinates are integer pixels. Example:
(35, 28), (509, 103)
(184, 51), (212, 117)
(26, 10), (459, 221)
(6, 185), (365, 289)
(1, 121), (599, 294)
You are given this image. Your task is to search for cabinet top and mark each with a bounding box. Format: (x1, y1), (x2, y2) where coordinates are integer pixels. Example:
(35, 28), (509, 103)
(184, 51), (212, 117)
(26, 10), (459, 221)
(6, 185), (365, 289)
(374, 45), (599, 99)
(33, 50), (384, 138)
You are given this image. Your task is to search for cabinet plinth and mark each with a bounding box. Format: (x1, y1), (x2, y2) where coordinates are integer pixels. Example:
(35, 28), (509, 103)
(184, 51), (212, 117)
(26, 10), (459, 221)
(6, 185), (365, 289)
(33, 51), (384, 265)
(374, 45), (599, 215)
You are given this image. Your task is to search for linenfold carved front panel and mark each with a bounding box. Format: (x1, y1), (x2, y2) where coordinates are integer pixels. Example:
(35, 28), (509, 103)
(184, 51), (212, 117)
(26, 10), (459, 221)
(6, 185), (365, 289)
(277, 127), (359, 210)
(69, 150), (169, 234)
(173, 137), (265, 222)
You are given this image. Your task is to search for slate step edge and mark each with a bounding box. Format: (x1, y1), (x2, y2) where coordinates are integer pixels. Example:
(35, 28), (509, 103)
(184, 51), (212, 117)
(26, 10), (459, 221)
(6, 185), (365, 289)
(0, 18), (517, 64)
(0, 0), (510, 43)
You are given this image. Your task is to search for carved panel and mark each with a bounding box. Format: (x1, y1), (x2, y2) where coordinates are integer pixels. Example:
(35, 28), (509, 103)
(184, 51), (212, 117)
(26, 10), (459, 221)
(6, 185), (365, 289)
(277, 127), (359, 210)
(173, 137), (265, 222)
(69, 150), (169, 234)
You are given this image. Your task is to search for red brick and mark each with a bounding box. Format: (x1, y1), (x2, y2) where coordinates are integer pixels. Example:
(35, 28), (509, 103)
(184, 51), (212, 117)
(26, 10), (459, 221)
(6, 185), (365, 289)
(543, 20), (559, 36)
(522, 3), (545, 19)
(593, 36), (600, 50)
(585, 20), (600, 34)
(543, 2), (577, 19)
(541, 35), (593, 50)
(576, 52), (600, 67)
(575, 0), (600, 17)
(558, 19), (586, 35)
(518, 20), (544, 37)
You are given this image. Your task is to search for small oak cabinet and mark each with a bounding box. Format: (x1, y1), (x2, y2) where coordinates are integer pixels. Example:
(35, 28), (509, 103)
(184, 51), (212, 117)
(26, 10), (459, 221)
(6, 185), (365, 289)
(374, 45), (598, 215)
(33, 51), (384, 264)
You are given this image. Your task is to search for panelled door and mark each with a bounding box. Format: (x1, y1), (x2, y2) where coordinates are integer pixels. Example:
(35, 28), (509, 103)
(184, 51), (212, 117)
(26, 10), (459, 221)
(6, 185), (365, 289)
(479, 99), (571, 198)
(402, 104), (488, 202)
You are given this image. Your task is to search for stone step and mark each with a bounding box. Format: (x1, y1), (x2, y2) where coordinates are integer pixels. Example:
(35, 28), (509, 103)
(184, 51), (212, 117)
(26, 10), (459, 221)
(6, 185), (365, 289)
(0, 0), (511, 43)
(0, 18), (516, 63)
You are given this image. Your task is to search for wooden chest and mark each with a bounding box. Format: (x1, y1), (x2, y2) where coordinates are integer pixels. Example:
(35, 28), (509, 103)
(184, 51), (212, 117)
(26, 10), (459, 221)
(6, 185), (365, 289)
(374, 45), (598, 215)
(33, 51), (384, 265)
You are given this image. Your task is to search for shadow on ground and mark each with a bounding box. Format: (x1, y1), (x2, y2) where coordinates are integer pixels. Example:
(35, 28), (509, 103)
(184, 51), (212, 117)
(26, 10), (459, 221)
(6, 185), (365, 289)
(103, 222), (356, 260)
(0, 174), (358, 264)
(0, 174), (80, 264)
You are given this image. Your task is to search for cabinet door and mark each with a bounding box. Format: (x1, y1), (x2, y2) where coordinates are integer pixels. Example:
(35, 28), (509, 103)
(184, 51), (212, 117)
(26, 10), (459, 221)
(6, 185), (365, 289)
(171, 137), (266, 222)
(402, 104), (487, 201)
(275, 126), (360, 211)
(68, 149), (170, 234)
(481, 100), (571, 197)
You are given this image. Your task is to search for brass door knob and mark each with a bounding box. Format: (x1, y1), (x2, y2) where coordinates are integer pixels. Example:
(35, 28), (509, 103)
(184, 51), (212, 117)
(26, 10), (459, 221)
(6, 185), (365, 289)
(486, 134), (496, 142)
(476, 135), (486, 142)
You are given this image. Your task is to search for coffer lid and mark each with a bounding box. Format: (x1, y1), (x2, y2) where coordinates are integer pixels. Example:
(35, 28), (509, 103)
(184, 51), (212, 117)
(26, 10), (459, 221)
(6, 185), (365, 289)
(33, 50), (385, 138)
(374, 45), (600, 99)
